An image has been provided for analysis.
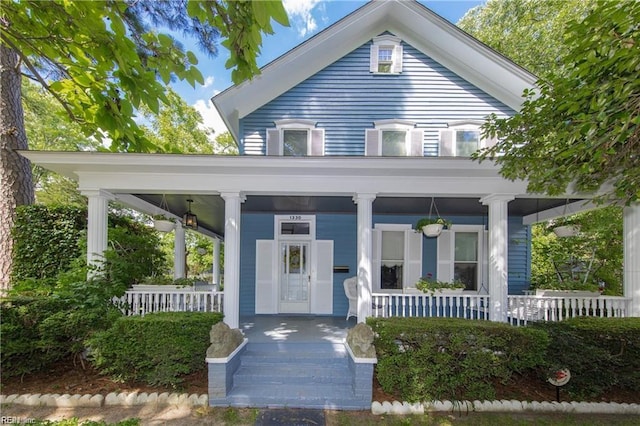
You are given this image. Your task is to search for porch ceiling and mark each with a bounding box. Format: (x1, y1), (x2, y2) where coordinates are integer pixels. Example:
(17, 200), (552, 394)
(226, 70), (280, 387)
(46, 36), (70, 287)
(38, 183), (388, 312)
(132, 193), (580, 238)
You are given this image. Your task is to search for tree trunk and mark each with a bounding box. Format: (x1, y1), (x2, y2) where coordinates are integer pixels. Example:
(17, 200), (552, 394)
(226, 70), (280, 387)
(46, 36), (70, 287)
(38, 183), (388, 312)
(1, 44), (34, 292)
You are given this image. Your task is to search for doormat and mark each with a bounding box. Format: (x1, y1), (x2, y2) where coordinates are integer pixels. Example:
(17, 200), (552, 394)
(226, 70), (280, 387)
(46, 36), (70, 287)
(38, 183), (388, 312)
(255, 408), (325, 426)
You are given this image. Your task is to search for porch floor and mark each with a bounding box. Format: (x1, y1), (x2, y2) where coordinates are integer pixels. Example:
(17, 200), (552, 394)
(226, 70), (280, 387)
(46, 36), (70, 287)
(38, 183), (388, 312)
(239, 315), (356, 344)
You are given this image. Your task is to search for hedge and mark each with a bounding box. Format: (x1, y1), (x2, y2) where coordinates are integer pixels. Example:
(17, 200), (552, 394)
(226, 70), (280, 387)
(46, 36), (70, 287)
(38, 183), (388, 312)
(531, 317), (640, 398)
(88, 312), (223, 387)
(367, 317), (549, 402)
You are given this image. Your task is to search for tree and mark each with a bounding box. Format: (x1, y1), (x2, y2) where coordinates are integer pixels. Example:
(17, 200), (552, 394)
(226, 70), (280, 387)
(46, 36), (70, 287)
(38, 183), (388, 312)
(458, 0), (595, 78)
(0, 0), (289, 290)
(471, 0), (640, 205)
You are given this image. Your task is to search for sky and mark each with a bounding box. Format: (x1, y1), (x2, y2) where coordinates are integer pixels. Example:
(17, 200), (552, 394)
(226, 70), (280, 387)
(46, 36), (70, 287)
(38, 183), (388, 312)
(174, 0), (485, 137)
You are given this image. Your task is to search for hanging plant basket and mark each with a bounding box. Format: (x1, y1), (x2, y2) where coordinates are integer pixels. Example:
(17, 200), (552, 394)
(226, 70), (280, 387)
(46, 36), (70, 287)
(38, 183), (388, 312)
(154, 219), (175, 233)
(422, 223), (444, 237)
(553, 225), (579, 238)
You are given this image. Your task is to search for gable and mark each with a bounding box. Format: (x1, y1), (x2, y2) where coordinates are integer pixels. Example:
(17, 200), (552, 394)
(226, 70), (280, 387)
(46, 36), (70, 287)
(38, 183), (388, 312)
(241, 40), (515, 156)
(213, 0), (537, 141)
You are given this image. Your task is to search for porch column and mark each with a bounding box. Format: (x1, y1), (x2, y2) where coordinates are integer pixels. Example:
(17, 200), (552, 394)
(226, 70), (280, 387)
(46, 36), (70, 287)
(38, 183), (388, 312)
(83, 189), (113, 277)
(353, 193), (376, 323)
(624, 204), (640, 317)
(481, 194), (514, 323)
(221, 192), (245, 329)
(174, 223), (186, 279)
(212, 238), (221, 286)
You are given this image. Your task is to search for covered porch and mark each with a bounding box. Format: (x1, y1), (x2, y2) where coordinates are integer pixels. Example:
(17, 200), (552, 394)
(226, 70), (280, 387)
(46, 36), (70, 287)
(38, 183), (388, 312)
(22, 151), (640, 326)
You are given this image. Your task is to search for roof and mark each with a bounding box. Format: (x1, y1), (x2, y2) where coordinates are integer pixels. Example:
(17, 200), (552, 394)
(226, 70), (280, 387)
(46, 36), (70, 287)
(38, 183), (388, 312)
(212, 0), (538, 141)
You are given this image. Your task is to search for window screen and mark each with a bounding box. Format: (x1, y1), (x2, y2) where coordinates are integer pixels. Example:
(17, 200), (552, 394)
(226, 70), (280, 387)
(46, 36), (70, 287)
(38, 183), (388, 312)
(283, 129), (308, 156)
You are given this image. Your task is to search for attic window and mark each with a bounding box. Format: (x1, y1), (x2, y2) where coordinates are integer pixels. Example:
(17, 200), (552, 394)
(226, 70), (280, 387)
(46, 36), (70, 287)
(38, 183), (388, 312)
(370, 35), (402, 74)
(265, 119), (325, 156)
(439, 121), (498, 157)
(365, 119), (423, 156)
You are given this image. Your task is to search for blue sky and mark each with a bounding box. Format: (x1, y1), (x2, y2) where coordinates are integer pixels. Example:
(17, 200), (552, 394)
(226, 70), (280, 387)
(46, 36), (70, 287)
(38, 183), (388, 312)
(176, 0), (485, 136)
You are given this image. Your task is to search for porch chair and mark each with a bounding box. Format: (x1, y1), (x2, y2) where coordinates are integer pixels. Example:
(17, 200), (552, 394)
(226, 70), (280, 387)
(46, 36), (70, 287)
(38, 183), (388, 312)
(343, 276), (358, 320)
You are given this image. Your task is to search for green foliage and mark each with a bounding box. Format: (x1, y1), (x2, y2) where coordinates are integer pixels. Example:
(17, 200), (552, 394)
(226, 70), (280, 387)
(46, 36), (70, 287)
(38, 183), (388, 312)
(531, 206), (623, 294)
(368, 317), (549, 402)
(1, 0), (288, 152)
(531, 318), (640, 399)
(11, 204), (87, 284)
(30, 419), (140, 426)
(104, 212), (167, 285)
(458, 0), (596, 78)
(89, 312), (223, 387)
(474, 0), (640, 205)
(415, 274), (465, 293)
(1, 278), (126, 378)
(413, 217), (451, 232)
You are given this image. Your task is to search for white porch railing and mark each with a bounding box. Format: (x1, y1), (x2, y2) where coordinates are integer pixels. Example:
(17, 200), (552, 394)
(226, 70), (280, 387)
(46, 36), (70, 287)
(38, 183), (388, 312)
(116, 285), (223, 316)
(371, 292), (490, 320)
(507, 295), (630, 326)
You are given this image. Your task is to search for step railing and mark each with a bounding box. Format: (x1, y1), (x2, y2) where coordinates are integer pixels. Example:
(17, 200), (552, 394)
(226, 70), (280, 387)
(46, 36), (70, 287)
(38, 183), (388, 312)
(115, 285), (223, 316)
(371, 292), (490, 320)
(507, 295), (630, 325)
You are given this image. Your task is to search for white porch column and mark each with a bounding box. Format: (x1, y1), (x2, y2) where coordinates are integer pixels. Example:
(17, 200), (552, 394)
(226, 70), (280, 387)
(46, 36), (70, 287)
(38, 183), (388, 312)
(481, 194), (514, 323)
(173, 223), (186, 280)
(83, 189), (113, 277)
(624, 204), (640, 317)
(221, 192), (245, 328)
(353, 193), (376, 323)
(212, 238), (221, 286)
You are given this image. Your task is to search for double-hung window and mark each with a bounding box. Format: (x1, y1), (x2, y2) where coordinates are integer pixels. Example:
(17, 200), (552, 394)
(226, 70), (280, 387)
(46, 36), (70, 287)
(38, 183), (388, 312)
(370, 34), (403, 74)
(437, 225), (486, 292)
(265, 119), (325, 156)
(372, 224), (422, 292)
(439, 121), (498, 157)
(365, 119), (423, 156)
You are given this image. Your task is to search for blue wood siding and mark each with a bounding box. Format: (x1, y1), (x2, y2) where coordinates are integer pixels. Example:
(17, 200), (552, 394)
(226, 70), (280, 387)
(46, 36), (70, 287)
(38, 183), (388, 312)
(241, 41), (514, 156)
(239, 212), (529, 316)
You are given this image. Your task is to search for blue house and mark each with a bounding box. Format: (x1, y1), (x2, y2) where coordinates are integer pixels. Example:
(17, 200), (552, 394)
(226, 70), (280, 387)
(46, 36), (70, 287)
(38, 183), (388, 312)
(24, 0), (640, 330)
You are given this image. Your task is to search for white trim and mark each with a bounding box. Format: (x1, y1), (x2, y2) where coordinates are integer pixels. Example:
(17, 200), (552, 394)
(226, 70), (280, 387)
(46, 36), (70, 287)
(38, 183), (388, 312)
(373, 224), (413, 291)
(345, 341), (378, 364)
(275, 214), (316, 240)
(373, 120), (416, 157)
(371, 34), (402, 74)
(274, 119), (316, 129)
(449, 224), (485, 292)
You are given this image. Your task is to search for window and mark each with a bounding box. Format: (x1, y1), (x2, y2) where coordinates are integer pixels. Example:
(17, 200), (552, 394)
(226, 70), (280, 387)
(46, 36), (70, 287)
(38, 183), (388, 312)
(370, 35), (402, 74)
(454, 232), (478, 290)
(266, 119), (325, 156)
(437, 225), (485, 292)
(455, 130), (480, 157)
(381, 130), (407, 156)
(439, 121), (498, 157)
(381, 230), (405, 289)
(365, 119), (423, 156)
(373, 224), (422, 292)
(283, 129), (309, 157)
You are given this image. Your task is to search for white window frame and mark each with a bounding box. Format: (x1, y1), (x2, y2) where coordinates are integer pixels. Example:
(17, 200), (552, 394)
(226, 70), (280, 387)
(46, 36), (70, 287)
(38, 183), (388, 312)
(373, 119), (415, 156)
(373, 224), (422, 293)
(275, 119), (315, 156)
(448, 224), (484, 292)
(275, 214), (316, 240)
(370, 34), (403, 74)
(440, 120), (498, 158)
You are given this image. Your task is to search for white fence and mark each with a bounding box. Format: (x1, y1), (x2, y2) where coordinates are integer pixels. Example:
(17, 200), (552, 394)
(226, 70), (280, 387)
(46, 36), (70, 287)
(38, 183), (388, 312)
(507, 295), (630, 325)
(371, 292), (490, 320)
(116, 285), (223, 316)
(371, 291), (631, 325)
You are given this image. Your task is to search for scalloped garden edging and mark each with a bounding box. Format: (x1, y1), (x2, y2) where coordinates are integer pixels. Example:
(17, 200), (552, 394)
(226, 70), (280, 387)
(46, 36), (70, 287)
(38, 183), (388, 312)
(0, 392), (207, 408)
(2, 392), (639, 415)
(371, 399), (640, 415)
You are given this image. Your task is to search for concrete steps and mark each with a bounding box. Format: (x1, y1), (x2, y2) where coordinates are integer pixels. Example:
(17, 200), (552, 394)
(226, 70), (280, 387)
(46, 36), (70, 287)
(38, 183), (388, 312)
(209, 342), (370, 410)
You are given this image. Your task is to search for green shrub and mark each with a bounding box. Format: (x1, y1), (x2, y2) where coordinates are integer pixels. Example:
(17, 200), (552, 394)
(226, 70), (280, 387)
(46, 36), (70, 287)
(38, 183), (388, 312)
(88, 312), (223, 387)
(531, 317), (640, 398)
(1, 278), (126, 377)
(368, 317), (549, 402)
(11, 204), (86, 283)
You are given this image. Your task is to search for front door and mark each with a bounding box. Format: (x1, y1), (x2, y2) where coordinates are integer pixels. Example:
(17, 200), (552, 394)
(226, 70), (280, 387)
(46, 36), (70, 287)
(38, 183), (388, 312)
(279, 241), (310, 313)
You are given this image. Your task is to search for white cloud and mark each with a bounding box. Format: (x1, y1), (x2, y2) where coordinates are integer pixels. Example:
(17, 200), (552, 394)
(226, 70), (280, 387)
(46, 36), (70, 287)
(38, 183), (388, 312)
(283, 0), (323, 37)
(202, 75), (215, 89)
(192, 96), (229, 138)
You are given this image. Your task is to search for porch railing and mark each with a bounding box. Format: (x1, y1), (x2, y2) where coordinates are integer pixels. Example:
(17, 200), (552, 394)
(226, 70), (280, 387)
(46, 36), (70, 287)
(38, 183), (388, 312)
(371, 292), (490, 320)
(115, 285), (224, 316)
(507, 295), (630, 326)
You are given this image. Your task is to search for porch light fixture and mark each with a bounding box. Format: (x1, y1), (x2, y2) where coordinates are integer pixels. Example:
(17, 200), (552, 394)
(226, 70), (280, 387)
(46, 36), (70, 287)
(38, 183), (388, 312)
(183, 199), (198, 230)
